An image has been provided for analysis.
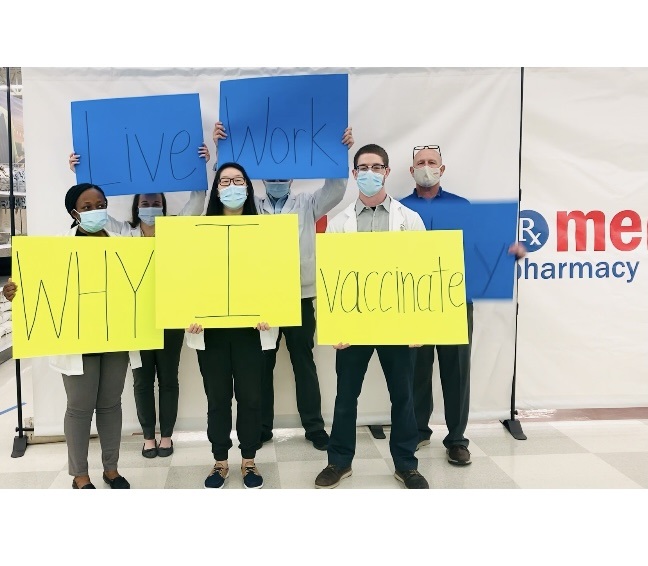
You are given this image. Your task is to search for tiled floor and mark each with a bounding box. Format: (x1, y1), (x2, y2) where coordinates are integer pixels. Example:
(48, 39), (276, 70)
(1, 357), (647, 490)
(1, 358), (646, 562)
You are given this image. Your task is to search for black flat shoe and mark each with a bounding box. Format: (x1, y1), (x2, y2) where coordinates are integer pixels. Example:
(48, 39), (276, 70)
(157, 439), (173, 458)
(102, 473), (130, 489)
(72, 479), (96, 489)
(142, 441), (158, 459)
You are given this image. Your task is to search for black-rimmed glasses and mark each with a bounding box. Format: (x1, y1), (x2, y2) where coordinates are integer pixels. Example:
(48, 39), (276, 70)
(218, 177), (246, 187)
(355, 164), (387, 173)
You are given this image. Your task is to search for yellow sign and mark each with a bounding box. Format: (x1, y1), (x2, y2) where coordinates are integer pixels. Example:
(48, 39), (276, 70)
(315, 231), (468, 345)
(155, 215), (302, 328)
(11, 236), (163, 358)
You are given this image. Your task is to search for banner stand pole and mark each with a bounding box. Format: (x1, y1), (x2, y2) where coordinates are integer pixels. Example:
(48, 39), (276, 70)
(4, 67), (33, 457)
(501, 301), (527, 440)
(501, 67), (527, 441)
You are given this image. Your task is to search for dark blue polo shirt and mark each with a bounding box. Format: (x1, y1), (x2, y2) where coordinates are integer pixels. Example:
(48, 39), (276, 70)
(399, 187), (470, 230)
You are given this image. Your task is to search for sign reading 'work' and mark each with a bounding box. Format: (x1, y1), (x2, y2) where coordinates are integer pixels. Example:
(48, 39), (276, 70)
(217, 74), (349, 179)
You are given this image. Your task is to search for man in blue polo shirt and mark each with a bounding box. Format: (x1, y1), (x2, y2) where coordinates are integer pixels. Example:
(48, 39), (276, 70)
(400, 144), (473, 466)
(400, 144), (524, 467)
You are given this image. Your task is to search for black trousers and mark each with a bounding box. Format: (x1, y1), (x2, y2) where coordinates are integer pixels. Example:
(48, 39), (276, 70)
(197, 327), (263, 461)
(132, 328), (184, 439)
(328, 345), (418, 471)
(261, 298), (325, 435)
(411, 303), (473, 448)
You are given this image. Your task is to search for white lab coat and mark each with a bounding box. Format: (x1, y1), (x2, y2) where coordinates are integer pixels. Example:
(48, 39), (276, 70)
(325, 197), (426, 233)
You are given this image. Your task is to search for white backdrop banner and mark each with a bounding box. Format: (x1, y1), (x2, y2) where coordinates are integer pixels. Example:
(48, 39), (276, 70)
(517, 67), (648, 408)
(21, 67), (522, 435)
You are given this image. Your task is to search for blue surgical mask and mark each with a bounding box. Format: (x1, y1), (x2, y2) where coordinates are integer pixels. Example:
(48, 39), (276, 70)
(138, 206), (164, 226)
(265, 181), (291, 199)
(356, 170), (384, 197)
(76, 209), (108, 233)
(220, 185), (248, 210)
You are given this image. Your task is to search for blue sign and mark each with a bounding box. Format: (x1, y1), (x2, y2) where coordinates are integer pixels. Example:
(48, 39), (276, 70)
(218, 74), (349, 179)
(71, 93), (207, 196)
(427, 201), (519, 300)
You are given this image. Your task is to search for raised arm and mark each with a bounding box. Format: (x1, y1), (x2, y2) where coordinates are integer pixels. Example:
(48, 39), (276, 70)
(178, 143), (210, 216)
(311, 126), (354, 220)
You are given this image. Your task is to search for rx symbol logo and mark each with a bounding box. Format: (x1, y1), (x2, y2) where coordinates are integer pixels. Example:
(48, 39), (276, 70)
(518, 210), (549, 252)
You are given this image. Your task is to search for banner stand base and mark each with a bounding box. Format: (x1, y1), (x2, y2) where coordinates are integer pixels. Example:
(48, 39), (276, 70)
(11, 435), (28, 458)
(368, 425), (387, 439)
(501, 419), (527, 440)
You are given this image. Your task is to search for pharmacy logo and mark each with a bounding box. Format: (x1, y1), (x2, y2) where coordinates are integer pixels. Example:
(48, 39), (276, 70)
(517, 208), (641, 283)
(518, 210), (549, 252)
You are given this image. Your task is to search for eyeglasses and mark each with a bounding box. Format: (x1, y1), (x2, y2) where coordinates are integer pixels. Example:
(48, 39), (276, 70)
(413, 145), (441, 159)
(218, 177), (246, 187)
(265, 179), (290, 183)
(355, 164), (387, 173)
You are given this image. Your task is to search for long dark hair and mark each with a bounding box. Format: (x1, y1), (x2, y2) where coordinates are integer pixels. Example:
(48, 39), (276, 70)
(206, 162), (257, 216)
(128, 193), (167, 228)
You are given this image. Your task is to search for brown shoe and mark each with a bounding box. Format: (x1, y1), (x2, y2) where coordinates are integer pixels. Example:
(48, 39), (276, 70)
(315, 464), (352, 489)
(446, 445), (472, 465)
(394, 469), (429, 489)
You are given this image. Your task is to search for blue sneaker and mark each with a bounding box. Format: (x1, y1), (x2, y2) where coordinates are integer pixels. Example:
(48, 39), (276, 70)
(241, 464), (264, 489)
(204, 463), (229, 489)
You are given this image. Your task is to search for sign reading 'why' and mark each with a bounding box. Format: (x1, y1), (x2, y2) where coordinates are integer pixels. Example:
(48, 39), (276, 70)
(11, 237), (163, 358)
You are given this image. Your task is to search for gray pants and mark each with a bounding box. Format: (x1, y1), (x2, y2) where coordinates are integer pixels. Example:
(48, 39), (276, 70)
(62, 352), (129, 476)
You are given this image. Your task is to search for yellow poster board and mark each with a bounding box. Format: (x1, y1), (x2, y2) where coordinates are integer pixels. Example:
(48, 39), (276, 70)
(155, 215), (301, 328)
(315, 231), (468, 345)
(11, 236), (163, 358)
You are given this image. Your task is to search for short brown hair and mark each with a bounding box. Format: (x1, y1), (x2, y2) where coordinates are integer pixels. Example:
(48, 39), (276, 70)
(353, 144), (389, 169)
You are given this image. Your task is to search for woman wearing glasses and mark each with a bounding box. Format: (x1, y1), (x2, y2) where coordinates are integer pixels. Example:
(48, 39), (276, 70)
(186, 162), (275, 489)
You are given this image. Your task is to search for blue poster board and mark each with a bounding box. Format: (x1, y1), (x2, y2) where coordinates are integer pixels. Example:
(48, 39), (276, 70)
(71, 93), (207, 196)
(427, 201), (519, 300)
(218, 74), (349, 179)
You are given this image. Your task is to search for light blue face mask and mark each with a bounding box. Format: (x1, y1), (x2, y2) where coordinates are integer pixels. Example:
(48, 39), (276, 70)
(76, 209), (108, 233)
(356, 170), (384, 197)
(138, 206), (164, 226)
(265, 181), (291, 199)
(220, 185), (248, 210)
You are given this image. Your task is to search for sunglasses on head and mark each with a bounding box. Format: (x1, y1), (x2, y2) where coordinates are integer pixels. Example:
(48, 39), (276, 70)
(412, 145), (441, 159)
